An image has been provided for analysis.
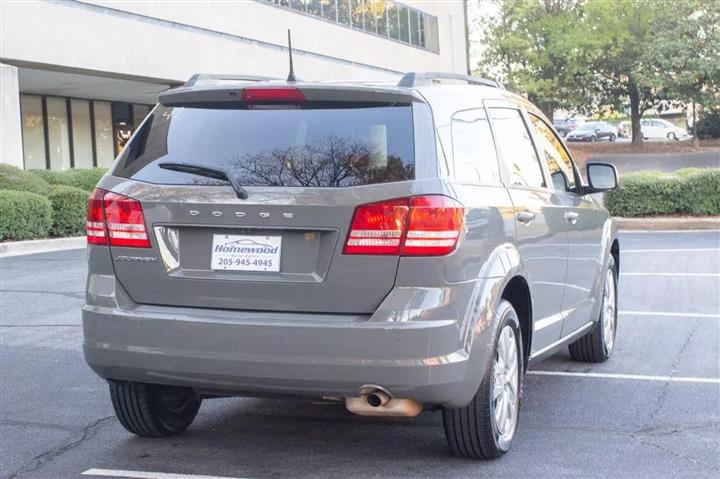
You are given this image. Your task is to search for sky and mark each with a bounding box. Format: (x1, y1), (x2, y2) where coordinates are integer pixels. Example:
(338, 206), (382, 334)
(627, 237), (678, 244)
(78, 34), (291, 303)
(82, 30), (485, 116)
(466, 0), (500, 74)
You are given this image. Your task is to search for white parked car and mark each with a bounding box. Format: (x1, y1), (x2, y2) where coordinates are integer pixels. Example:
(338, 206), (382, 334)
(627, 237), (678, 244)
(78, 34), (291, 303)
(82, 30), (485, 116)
(640, 119), (690, 141)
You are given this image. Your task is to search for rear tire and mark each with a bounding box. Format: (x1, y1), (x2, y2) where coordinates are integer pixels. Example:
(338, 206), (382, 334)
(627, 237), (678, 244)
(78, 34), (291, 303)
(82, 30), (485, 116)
(569, 256), (617, 363)
(609, 134), (616, 142)
(109, 382), (201, 437)
(442, 300), (524, 459)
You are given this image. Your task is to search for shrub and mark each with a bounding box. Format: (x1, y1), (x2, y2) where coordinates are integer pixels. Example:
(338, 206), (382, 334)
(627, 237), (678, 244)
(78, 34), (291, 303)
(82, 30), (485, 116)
(0, 164), (51, 196)
(679, 169), (720, 215)
(605, 169), (720, 217)
(0, 190), (53, 241)
(30, 168), (107, 192)
(47, 185), (90, 237)
(695, 108), (720, 139)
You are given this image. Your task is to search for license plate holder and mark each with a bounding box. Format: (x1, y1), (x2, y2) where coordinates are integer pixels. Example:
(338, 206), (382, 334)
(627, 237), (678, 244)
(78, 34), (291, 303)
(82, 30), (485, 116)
(210, 234), (281, 272)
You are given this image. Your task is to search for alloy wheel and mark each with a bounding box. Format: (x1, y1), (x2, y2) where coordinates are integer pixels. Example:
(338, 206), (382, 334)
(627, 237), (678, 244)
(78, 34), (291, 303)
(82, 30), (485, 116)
(602, 268), (617, 352)
(492, 325), (519, 446)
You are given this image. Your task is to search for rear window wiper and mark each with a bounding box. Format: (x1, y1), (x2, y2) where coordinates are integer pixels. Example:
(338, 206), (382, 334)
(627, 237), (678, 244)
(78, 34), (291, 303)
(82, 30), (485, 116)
(158, 162), (248, 200)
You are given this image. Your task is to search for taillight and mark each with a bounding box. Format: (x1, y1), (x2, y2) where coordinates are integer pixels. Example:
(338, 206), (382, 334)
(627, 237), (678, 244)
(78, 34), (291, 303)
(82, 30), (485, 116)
(343, 198), (409, 255)
(86, 188), (150, 248)
(86, 188), (107, 245)
(103, 192), (150, 248)
(241, 87), (306, 103)
(343, 195), (464, 256)
(402, 196), (464, 256)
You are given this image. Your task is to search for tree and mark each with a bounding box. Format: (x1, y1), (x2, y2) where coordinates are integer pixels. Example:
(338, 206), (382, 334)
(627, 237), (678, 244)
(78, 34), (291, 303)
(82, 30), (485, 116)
(473, 0), (587, 120)
(472, 0), (720, 145)
(649, 0), (720, 145)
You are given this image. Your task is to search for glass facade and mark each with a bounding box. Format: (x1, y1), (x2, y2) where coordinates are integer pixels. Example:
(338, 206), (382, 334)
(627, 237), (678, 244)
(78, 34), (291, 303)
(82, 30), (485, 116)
(263, 0), (439, 52)
(18, 94), (152, 170)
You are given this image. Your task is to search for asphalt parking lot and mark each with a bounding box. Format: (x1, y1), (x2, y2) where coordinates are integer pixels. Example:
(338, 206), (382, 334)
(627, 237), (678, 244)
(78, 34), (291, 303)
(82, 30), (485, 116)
(1, 230), (718, 479)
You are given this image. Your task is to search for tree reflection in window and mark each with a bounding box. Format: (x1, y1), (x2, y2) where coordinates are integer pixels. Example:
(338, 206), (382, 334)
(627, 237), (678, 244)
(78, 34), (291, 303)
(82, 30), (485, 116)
(229, 134), (413, 187)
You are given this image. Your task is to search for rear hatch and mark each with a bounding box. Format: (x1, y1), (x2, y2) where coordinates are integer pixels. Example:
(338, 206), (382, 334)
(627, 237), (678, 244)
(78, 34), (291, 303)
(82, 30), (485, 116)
(104, 85), (424, 314)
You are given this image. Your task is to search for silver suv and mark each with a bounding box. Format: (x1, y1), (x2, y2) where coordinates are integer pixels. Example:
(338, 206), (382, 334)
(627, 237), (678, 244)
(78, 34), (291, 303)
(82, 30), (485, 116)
(83, 72), (620, 459)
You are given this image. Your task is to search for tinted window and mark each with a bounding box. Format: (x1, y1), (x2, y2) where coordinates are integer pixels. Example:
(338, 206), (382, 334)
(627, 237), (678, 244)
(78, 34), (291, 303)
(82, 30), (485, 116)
(488, 108), (545, 188)
(530, 114), (577, 191)
(114, 105), (415, 187)
(451, 109), (500, 185)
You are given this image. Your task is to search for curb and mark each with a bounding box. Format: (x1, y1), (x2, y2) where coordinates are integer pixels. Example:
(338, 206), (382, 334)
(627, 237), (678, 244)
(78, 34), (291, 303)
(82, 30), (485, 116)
(0, 237), (86, 258)
(615, 216), (720, 231)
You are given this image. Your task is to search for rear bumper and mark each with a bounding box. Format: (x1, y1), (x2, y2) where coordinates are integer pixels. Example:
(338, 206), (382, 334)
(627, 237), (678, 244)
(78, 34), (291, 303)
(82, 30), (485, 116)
(83, 303), (471, 406)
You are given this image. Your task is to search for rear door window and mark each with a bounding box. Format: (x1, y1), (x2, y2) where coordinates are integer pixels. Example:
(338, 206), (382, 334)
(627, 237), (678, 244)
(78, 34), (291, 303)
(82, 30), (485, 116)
(114, 105), (415, 187)
(451, 108), (500, 185)
(488, 108), (545, 188)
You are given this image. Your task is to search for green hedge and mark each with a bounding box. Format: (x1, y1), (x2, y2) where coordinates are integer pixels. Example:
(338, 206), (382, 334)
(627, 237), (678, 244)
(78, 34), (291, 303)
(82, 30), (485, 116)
(31, 168), (107, 192)
(605, 169), (720, 217)
(47, 185), (90, 237)
(0, 164), (51, 196)
(0, 190), (53, 241)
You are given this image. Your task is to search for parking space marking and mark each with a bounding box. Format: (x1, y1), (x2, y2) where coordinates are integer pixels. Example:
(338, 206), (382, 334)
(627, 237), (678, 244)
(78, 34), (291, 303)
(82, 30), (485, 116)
(82, 469), (249, 479)
(620, 310), (720, 318)
(621, 272), (720, 277)
(529, 370), (720, 384)
(623, 248), (719, 253)
(621, 230), (720, 234)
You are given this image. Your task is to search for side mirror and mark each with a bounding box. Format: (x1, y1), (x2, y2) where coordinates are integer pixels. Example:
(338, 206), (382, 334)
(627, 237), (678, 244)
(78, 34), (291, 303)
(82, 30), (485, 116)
(594, 128), (601, 133)
(585, 162), (618, 193)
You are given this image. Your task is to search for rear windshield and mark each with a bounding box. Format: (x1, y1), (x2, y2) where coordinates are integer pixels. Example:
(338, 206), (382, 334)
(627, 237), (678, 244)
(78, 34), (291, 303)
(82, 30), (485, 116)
(114, 105), (415, 187)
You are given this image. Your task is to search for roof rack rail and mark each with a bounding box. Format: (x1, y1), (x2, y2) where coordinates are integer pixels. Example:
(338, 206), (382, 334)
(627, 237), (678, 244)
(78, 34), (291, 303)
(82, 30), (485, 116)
(398, 72), (501, 89)
(184, 74), (280, 87)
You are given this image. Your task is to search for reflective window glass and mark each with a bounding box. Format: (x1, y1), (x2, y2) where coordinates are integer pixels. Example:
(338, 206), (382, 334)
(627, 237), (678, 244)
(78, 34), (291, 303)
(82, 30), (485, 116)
(451, 109), (500, 185)
(398, 6), (410, 42)
(488, 108), (545, 188)
(20, 95), (46, 169)
(409, 10), (421, 46)
(93, 101), (115, 167)
(46, 97), (71, 170)
(71, 99), (94, 169)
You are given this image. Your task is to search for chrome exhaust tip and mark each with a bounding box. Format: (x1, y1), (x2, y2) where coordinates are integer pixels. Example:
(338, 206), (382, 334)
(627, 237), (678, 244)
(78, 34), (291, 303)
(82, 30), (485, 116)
(345, 386), (422, 417)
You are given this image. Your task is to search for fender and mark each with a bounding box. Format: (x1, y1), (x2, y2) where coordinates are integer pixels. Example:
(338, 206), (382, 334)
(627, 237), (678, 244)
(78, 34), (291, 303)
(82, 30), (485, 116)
(589, 217), (619, 325)
(447, 242), (529, 408)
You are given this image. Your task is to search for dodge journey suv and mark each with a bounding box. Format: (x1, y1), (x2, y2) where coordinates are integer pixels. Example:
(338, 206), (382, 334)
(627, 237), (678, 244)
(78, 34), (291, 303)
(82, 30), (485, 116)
(83, 72), (620, 459)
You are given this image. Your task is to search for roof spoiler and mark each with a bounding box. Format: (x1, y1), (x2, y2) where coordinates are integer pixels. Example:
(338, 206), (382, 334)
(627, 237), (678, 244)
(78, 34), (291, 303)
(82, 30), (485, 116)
(398, 72), (502, 89)
(158, 83), (424, 107)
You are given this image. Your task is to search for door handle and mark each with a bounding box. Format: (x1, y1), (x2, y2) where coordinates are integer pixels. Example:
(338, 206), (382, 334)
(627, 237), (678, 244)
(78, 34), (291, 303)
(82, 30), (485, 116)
(517, 211), (536, 224)
(565, 211), (580, 224)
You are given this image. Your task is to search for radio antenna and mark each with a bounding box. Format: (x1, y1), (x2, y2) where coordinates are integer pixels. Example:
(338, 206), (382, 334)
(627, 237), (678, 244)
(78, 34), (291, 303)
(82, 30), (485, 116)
(287, 29), (296, 82)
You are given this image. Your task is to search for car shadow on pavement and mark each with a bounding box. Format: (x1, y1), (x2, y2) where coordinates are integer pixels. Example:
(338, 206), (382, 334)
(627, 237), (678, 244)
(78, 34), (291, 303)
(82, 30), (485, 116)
(103, 396), (513, 478)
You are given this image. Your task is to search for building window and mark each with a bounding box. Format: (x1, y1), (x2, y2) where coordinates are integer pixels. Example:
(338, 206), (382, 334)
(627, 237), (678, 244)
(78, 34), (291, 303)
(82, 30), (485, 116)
(19, 95), (153, 170)
(93, 101), (115, 168)
(71, 100), (94, 169)
(20, 95), (46, 170)
(46, 97), (72, 171)
(263, 0), (439, 53)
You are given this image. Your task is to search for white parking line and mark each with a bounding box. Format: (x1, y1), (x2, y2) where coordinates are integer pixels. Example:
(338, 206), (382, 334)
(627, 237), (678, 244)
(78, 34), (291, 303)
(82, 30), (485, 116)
(82, 469), (249, 479)
(621, 230), (720, 234)
(621, 272), (720, 277)
(623, 248), (719, 253)
(620, 311), (720, 319)
(528, 370), (720, 384)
